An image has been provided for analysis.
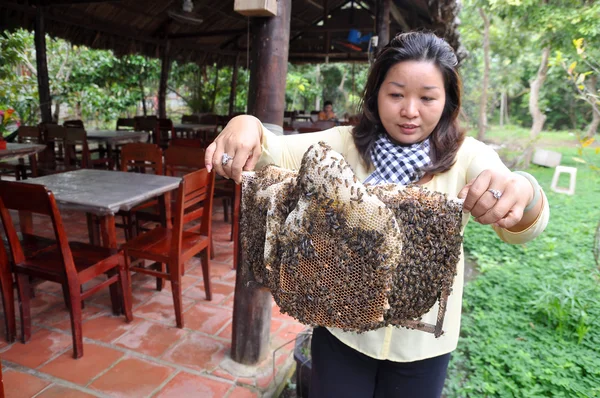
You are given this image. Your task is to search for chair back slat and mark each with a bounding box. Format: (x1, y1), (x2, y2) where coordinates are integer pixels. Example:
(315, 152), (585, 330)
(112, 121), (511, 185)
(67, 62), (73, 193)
(164, 146), (205, 177)
(120, 143), (163, 175)
(171, 169), (214, 257)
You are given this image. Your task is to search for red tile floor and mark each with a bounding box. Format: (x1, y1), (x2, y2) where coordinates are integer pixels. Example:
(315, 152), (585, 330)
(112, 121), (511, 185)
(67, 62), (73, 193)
(1, 206), (306, 398)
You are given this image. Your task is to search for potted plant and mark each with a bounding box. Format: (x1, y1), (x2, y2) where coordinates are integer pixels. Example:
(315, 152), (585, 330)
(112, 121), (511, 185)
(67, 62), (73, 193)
(0, 108), (20, 149)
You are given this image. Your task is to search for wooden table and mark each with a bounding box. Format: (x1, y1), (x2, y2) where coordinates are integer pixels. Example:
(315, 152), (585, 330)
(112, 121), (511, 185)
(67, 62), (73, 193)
(173, 123), (217, 142)
(20, 169), (181, 248)
(0, 143), (46, 161)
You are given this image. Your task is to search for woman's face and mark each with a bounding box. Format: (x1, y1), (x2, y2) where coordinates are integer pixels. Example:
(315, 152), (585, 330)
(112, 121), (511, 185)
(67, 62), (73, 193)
(377, 60), (446, 145)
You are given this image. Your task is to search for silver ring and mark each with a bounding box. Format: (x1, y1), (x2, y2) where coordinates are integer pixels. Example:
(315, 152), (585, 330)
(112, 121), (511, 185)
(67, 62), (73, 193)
(488, 188), (502, 200)
(221, 153), (233, 166)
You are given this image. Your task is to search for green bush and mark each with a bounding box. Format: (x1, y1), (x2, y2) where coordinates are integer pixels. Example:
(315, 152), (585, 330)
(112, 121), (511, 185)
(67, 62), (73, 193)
(445, 158), (600, 397)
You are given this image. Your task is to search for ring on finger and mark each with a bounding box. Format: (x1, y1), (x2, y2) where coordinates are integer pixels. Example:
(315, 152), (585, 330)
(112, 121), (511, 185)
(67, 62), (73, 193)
(487, 188), (502, 200)
(221, 153), (233, 166)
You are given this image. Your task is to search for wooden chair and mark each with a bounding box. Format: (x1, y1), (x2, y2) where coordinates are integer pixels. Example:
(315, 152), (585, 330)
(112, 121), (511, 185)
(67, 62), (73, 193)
(136, 145), (217, 263)
(0, 181), (133, 358)
(117, 143), (164, 240)
(63, 119), (84, 129)
(169, 138), (204, 148)
(39, 124), (68, 173)
(181, 114), (200, 124)
(64, 128), (113, 170)
(116, 118), (136, 131)
(134, 116), (158, 135)
(154, 118), (174, 149)
(0, 126), (41, 180)
(0, 240), (16, 343)
(1, 231), (57, 343)
(164, 145), (205, 177)
(122, 168), (215, 328)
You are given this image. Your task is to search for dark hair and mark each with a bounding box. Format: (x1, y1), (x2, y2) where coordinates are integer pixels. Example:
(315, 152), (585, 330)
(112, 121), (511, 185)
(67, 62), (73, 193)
(353, 31), (465, 175)
(324, 101), (333, 107)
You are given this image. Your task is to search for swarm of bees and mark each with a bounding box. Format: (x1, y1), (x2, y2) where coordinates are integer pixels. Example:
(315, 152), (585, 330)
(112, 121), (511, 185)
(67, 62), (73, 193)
(240, 142), (464, 337)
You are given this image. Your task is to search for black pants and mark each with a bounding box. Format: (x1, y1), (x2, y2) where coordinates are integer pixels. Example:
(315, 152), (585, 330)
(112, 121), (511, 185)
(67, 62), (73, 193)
(309, 327), (450, 398)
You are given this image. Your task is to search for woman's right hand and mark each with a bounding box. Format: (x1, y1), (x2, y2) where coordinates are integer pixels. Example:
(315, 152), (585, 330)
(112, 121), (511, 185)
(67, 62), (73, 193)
(204, 115), (263, 184)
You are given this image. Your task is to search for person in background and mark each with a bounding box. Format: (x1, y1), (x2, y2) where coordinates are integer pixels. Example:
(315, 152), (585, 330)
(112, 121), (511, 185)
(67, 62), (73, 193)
(205, 31), (549, 397)
(318, 101), (337, 121)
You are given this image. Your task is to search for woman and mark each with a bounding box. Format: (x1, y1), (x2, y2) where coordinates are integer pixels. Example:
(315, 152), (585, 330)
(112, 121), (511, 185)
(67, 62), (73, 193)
(205, 32), (549, 397)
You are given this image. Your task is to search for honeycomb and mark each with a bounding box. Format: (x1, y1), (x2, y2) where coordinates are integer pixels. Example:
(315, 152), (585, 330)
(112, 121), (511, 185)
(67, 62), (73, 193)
(240, 142), (464, 337)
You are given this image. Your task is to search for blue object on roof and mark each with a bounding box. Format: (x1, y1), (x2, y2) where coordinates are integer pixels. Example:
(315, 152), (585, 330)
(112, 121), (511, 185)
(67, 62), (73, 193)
(347, 29), (373, 45)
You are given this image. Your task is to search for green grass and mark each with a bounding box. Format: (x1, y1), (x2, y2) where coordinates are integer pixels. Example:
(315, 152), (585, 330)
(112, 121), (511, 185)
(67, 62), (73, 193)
(467, 125), (579, 144)
(444, 126), (600, 397)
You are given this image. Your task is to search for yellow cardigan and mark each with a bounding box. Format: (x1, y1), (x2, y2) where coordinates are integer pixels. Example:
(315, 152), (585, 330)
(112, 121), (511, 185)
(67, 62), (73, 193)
(255, 125), (550, 362)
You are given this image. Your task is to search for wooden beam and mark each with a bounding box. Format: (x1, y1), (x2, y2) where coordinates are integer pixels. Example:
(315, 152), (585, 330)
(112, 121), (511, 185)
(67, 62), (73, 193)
(34, 6), (52, 124)
(0, 3), (160, 46)
(168, 24), (374, 41)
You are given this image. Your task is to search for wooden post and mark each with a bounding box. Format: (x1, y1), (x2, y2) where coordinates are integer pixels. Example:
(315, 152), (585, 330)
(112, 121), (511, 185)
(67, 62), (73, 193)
(228, 55), (239, 116)
(231, 205), (272, 365)
(158, 41), (171, 119)
(376, 0), (391, 49)
(35, 6), (52, 123)
(231, 2), (291, 366)
(247, 0), (292, 129)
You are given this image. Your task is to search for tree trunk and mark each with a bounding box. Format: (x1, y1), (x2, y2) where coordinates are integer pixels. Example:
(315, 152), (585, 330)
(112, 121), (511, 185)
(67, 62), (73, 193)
(158, 41), (171, 119)
(477, 7), (490, 140)
(524, 46), (551, 168)
(315, 64), (321, 112)
(228, 55), (239, 116)
(211, 64), (220, 113)
(52, 101), (60, 123)
(585, 75), (600, 137)
(500, 91), (505, 127)
(139, 77), (147, 116)
(376, 0), (391, 49)
(34, 7), (52, 123)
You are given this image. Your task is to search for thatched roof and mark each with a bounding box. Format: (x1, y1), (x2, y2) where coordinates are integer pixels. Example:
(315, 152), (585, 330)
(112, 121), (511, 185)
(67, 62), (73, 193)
(0, 0), (462, 65)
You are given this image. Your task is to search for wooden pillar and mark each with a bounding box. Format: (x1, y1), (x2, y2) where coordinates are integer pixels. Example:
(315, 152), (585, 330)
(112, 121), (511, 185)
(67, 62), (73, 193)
(231, 214), (272, 365)
(376, 0), (391, 49)
(34, 6), (52, 123)
(228, 55), (239, 116)
(247, 0), (292, 129)
(158, 41), (171, 119)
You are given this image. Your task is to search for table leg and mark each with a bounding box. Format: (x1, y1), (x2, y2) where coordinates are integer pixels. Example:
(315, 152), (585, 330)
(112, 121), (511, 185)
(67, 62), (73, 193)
(86, 214), (101, 245)
(158, 192), (172, 229)
(98, 214), (122, 315)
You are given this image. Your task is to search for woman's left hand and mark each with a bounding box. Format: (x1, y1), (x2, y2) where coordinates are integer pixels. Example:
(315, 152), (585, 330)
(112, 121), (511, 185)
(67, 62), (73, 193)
(458, 169), (534, 229)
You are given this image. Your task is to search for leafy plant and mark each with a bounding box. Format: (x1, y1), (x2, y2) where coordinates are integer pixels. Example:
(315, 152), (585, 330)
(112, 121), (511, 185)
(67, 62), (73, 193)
(445, 145), (600, 397)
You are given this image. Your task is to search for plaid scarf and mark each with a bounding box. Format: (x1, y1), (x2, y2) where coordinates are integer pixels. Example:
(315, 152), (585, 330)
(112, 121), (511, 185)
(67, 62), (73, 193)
(363, 134), (431, 185)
